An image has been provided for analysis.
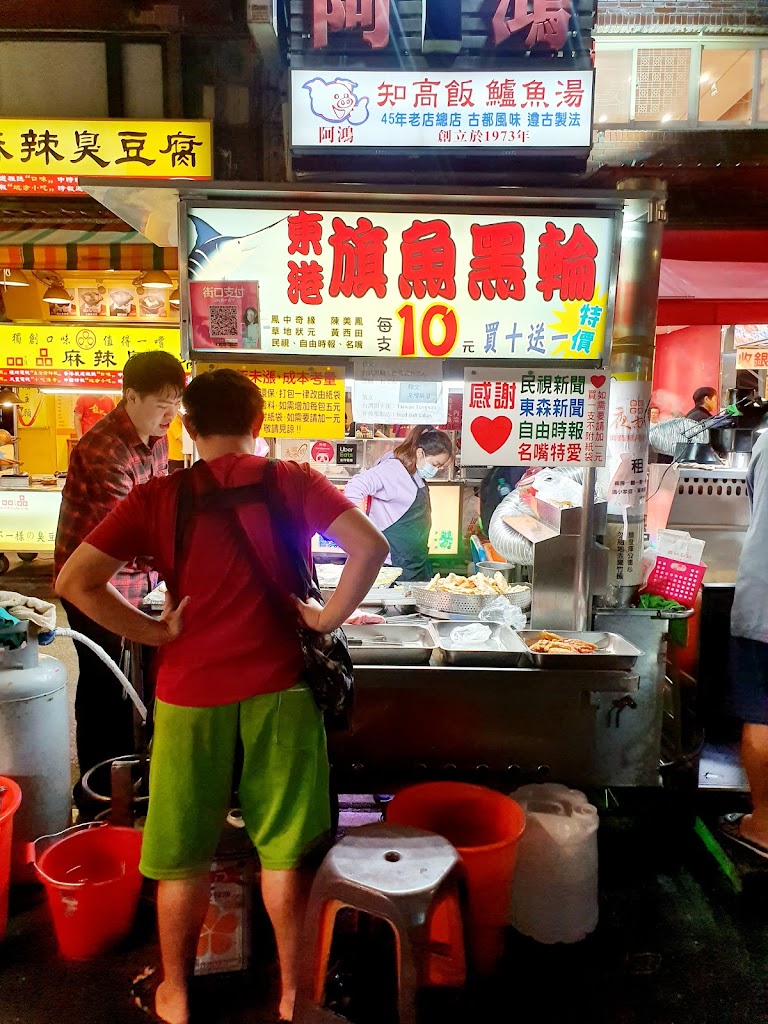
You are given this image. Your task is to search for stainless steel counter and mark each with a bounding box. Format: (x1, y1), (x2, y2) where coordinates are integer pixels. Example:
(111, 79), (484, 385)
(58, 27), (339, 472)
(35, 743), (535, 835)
(328, 663), (639, 792)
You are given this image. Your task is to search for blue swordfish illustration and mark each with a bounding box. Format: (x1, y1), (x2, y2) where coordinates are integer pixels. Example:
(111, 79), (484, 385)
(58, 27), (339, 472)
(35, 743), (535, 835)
(187, 214), (289, 281)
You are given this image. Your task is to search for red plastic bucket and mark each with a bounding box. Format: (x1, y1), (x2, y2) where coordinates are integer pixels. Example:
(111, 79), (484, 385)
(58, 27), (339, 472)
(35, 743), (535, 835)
(387, 782), (525, 973)
(0, 777), (22, 940)
(33, 822), (143, 959)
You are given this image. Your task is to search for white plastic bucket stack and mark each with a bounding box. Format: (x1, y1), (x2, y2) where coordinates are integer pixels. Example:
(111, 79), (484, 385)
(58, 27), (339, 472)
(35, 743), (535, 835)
(509, 783), (599, 944)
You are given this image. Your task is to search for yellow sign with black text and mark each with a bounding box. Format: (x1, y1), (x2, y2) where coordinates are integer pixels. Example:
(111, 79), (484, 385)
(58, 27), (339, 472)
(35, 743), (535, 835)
(0, 323), (183, 388)
(0, 118), (212, 178)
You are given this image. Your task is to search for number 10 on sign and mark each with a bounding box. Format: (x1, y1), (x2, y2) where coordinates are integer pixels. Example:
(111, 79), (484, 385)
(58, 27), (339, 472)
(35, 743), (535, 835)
(397, 303), (459, 358)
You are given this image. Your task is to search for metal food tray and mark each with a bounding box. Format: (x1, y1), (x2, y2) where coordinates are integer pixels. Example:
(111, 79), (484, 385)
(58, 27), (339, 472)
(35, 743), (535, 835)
(343, 624), (438, 666)
(432, 620), (529, 666)
(517, 631), (643, 671)
(408, 584), (531, 617)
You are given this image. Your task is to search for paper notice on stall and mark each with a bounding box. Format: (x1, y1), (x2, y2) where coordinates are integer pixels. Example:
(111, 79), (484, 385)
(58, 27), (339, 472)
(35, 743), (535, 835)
(352, 378), (448, 425)
(606, 379), (650, 511)
(354, 358), (442, 382)
(461, 367), (608, 467)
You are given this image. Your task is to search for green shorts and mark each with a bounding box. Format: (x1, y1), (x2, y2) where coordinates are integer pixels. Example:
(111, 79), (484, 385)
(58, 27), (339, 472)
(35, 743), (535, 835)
(139, 684), (330, 879)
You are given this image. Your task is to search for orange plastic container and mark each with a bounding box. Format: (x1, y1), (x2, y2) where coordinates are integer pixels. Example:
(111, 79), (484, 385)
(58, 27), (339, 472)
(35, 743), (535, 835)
(387, 782), (525, 974)
(0, 777), (22, 940)
(34, 823), (143, 959)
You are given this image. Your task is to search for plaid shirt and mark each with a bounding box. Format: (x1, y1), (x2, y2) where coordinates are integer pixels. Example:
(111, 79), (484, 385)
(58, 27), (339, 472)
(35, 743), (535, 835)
(54, 401), (168, 606)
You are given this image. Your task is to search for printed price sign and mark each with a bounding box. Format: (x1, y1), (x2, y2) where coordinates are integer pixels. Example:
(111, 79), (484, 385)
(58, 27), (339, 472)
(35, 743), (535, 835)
(461, 366), (609, 467)
(185, 201), (617, 363)
(198, 362), (345, 440)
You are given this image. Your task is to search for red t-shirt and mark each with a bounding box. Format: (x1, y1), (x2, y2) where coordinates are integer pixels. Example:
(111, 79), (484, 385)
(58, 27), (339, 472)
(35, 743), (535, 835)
(75, 394), (115, 435)
(85, 453), (354, 707)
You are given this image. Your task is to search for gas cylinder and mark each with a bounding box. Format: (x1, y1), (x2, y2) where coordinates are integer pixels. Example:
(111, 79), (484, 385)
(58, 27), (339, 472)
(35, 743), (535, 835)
(0, 620), (70, 881)
(509, 783), (599, 945)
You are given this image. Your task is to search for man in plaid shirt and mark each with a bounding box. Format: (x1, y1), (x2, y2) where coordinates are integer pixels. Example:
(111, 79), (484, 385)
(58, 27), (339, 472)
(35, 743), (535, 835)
(55, 351), (185, 786)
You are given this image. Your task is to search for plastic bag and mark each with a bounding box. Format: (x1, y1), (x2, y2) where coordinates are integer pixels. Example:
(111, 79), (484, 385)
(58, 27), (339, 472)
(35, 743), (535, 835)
(479, 597), (527, 630)
(450, 623), (492, 646)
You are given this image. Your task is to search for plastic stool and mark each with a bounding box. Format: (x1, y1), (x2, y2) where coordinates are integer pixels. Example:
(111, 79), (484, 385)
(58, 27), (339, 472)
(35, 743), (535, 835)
(294, 823), (467, 1024)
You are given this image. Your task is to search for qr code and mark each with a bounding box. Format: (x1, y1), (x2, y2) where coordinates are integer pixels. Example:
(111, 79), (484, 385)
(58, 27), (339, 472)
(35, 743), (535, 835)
(209, 304), (239, 338)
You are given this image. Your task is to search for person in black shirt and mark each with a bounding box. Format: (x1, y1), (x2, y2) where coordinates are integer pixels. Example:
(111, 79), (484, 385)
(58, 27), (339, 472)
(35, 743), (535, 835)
(686, 387), (718, 422)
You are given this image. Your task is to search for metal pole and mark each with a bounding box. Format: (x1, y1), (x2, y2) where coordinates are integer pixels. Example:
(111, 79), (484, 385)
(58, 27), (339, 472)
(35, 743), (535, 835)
(574, 467), (597, 631)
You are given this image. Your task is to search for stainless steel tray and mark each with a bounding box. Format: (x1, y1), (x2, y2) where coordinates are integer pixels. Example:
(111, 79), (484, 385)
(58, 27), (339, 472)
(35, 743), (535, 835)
(432, 620), (529, 666)
(408, 584), (532, 617)
(517, 631), (643, 671)
(344, 624), (438, 666)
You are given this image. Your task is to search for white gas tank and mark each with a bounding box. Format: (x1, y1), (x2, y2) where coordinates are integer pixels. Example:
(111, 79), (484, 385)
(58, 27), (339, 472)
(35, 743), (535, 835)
(509, 783), (599, 945)
(0, 622), (70, 881)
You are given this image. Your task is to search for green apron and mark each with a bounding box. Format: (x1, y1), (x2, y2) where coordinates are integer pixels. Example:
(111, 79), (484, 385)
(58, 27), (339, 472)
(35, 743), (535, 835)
(382, 479), (432, 583)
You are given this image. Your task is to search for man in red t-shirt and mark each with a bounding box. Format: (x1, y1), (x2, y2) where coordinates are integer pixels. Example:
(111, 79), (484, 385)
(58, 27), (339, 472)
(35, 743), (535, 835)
(56, 369), (389, 1024)
(74, 392), (115, 437)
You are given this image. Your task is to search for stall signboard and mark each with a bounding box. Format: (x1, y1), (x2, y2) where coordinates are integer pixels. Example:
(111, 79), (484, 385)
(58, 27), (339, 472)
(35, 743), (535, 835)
(461, 366), (608, 466)
(0, 489), (62, 553)
(185, 204), (616, 363)
(0, 119), (212, 187)
(198, 363), (345, 440)
(291, 70), (593, 150)
(288, 0), (594, 64)
(0, 324), (183, 388)
(736, 346), (768, 370)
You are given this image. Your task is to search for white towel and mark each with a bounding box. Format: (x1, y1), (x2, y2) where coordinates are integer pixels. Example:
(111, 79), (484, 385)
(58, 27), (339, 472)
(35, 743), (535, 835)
(0, 591), (57, 633)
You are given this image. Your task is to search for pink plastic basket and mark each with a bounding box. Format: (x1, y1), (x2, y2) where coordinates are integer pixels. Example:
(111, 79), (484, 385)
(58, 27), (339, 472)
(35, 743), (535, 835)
(644, 555), (706, 608)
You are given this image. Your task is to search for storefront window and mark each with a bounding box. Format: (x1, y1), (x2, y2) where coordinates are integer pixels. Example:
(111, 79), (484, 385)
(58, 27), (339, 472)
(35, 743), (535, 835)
(0, 41), (108, 118)
(634, 48), (690, 122)
(593, 49), (633, 124)
(699, 48), (754, 123)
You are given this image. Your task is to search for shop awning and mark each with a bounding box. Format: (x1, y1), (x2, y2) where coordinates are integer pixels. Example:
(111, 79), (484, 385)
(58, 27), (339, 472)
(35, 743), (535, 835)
(0, 197), (178, 270)
(659, 230), (768, 326)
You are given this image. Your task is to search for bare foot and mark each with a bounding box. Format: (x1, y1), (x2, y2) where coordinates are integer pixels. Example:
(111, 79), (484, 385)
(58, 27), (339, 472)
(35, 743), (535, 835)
(739, 813), (768, 851)
(154, 979), (189, 1024)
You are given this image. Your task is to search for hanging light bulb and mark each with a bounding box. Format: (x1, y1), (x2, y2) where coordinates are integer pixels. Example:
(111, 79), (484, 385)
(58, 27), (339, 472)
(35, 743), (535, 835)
(42, 284), (73, 304)
(1, 268), (29, 287)
(141, 269), (174, 289)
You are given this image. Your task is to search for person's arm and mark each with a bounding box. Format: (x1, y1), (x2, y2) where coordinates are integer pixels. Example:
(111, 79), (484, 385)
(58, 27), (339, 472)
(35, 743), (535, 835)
(73, 410), (84, 438)
(343, 465), (386, 504)
(55, 543), (188, 645)
(295, 507), (389, 632)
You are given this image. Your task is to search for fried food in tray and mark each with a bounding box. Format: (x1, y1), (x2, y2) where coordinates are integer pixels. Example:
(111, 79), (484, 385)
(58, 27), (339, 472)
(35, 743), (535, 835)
(425, 571), (516, 597)
(526, 630), (598, 655)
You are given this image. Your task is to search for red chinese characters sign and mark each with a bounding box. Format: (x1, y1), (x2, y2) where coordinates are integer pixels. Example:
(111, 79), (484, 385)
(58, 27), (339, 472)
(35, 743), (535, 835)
(185, 201), (617, 362)
(308, 0), (576, 52)
(461, 366), (608, 467)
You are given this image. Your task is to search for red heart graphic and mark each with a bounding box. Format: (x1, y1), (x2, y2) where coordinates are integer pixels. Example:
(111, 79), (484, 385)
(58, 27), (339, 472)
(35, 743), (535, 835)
(470, 415), (513, 455)
(590, 375), (606, 388)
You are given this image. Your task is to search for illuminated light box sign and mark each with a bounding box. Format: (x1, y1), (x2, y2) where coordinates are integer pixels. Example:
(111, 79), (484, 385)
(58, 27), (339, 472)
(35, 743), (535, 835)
(461, 366), (608, 467)
(291, 70), (593, 150)
(0, 118), (212, 184)
(185, 203), (617, 362)
(0, 324), (182, 388)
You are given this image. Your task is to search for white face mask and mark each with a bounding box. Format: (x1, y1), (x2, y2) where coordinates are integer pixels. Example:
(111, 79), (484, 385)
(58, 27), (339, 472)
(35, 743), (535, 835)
(418, 461), (440, 480)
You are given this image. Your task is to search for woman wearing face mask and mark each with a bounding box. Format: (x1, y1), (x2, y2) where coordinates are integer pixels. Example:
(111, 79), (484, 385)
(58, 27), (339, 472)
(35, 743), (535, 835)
(344, 425), (453, 581)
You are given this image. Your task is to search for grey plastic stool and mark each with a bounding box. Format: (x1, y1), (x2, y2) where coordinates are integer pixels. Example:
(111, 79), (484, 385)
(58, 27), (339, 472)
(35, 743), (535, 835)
(294, 823), (468, 1024)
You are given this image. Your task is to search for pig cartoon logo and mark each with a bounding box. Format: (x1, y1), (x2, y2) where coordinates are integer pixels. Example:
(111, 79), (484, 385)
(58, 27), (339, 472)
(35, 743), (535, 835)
(303, 77), (370, 126)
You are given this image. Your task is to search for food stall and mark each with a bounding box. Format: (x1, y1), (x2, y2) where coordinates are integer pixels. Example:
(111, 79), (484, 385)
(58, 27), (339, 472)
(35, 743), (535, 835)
(114, 177), (676, 794)
(0, 271), (183, 573)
